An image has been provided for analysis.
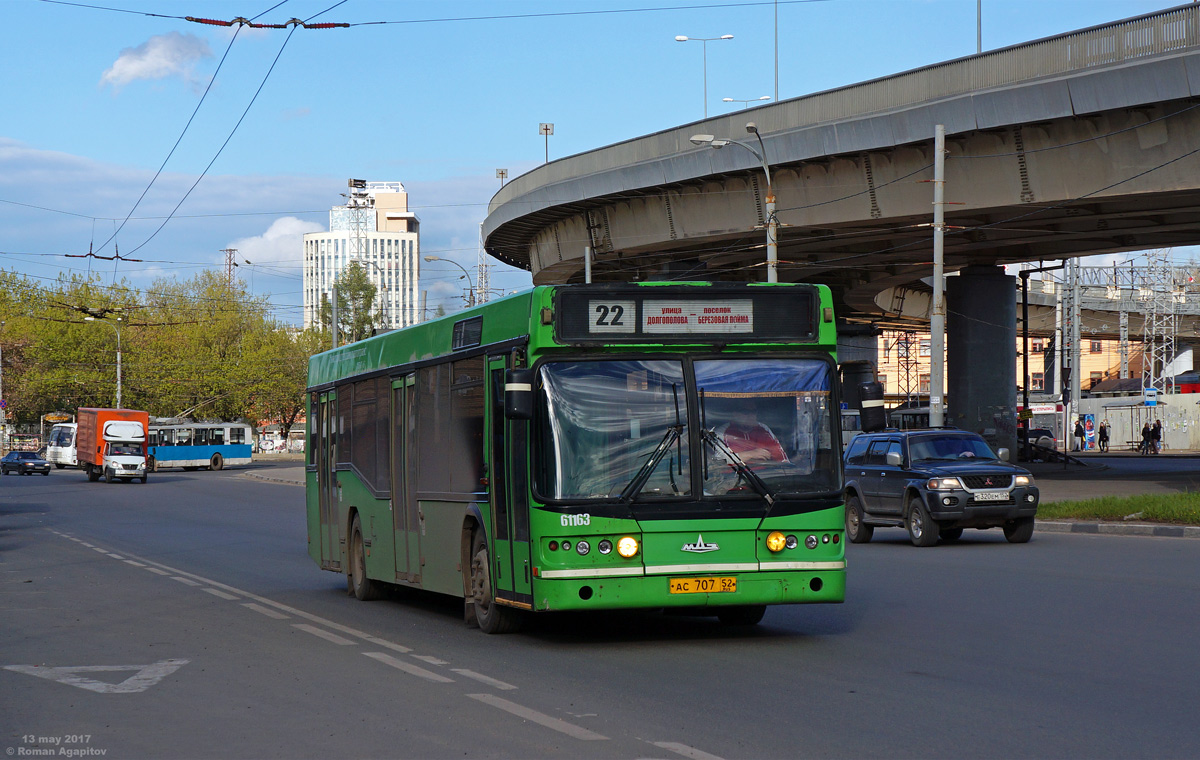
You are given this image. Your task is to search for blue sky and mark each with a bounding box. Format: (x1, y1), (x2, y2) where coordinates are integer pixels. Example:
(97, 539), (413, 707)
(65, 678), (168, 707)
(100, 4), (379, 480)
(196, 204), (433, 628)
(0, 0), (1181, 324)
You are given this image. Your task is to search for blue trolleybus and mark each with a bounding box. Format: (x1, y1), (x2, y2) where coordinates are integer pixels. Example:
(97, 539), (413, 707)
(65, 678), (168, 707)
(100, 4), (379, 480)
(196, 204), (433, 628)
(148, 421), (254, 471)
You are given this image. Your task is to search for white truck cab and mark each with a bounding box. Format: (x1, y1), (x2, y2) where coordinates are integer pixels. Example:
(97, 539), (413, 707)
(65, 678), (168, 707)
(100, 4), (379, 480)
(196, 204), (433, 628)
(101, 420), (147, 483)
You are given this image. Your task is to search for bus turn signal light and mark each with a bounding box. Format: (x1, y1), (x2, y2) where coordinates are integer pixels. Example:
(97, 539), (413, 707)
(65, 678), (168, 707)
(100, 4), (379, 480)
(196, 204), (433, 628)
(766, 531), (787, 552)
(617, 536), (639, 558)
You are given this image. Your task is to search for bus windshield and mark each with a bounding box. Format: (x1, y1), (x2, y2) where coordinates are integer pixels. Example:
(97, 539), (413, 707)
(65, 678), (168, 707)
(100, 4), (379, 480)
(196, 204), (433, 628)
(539, 360), (689, 500)
(697, 358), (839, 497)
(536, 357), (839, 502)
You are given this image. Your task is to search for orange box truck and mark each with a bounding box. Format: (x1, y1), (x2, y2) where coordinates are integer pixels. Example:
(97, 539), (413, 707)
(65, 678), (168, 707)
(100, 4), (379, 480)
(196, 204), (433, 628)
(76, 408), (150, 483)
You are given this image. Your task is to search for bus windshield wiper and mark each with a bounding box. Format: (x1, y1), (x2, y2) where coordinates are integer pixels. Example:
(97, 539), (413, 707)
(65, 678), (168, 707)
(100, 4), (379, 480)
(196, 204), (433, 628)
(618, 424), (684, 503)
(701, 428), (776, 507)
(619, 384), (684, 504)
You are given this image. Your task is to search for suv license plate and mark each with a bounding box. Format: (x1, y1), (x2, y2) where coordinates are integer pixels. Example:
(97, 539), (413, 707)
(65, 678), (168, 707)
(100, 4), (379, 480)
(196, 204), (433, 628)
(974, 491), (1008, 502)
(669, 577), (737, 594)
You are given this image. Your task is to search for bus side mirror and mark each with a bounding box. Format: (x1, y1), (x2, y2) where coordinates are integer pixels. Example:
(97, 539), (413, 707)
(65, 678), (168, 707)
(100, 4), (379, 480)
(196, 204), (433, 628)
(504, 369), (534, 420)
(859, 381), (887, 433)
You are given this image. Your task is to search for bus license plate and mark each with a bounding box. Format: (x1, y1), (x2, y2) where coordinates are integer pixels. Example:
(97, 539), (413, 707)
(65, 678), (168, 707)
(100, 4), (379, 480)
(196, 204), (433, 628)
(669, 577), (737, 594)
(974, 491), (1008, 502)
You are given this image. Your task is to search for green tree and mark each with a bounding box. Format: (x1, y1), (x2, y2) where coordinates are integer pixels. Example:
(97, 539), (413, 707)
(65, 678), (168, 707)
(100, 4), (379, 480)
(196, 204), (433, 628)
(318, 261), (379, 344)
(244, 326), (324, 443)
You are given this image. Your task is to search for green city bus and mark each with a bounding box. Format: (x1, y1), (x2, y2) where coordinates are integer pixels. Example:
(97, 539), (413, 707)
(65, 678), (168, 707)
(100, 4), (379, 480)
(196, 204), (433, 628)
(306, 282), (846, 633)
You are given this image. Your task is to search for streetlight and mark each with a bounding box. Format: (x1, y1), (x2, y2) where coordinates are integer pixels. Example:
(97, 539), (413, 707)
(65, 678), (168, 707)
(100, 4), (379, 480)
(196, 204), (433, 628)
(723, 95), (771, 109)
(423, 255), (476, 307)
(675, 34), (733, 118)
(85, 315), (122, 408)
(690, 122), (778, 283)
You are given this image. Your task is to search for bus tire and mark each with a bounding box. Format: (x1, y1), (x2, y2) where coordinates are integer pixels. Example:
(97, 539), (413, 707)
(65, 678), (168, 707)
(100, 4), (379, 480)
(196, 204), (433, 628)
(717, 605), (767, 626)
(147, 457), (157, 473)
(55, 463), (65, 470)
(349, 514), (382, 601)
(470, 532), (520, 634)
(845, 494), (873, 543)
(1003, 517), (1035, 544)
(210, 453), (223, 471)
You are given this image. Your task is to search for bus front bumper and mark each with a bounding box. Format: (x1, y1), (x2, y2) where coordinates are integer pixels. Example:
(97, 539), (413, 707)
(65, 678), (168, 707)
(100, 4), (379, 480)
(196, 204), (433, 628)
(529, 567), (845, 612)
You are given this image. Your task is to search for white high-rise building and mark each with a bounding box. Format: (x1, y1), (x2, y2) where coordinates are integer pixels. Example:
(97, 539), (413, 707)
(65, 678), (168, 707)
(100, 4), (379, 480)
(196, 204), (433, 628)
(303, 181), (420, 330)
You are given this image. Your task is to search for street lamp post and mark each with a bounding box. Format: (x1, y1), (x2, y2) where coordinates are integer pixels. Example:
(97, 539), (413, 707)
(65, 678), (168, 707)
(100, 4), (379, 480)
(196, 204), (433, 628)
(423, 256), (476, 307)
(675, 34), (733, 118)
(86, 315), (122, 408)
(723, 96), (771, 109)
(690, 122), (778, 283)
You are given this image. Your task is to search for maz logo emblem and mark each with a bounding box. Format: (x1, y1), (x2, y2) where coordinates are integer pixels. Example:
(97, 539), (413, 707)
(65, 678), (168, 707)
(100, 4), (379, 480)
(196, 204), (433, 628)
(681, 534), (719, 553)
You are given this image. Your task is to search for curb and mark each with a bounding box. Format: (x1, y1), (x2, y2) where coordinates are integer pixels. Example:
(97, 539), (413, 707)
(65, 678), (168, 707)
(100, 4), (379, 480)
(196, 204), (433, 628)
(1037, 520), (1200, 538)
(242, 471), (304, 487)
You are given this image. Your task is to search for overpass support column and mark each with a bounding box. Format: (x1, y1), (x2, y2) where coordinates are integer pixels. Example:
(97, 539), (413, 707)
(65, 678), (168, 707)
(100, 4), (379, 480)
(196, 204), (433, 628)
(947, 265), (1017, 454)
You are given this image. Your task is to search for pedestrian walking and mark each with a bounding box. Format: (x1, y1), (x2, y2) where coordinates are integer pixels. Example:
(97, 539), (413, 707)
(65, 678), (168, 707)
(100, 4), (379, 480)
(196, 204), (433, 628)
(1152, 419), (1162, 454)
(1098, 421), (1109, 453)
(1074, 419), (1085, 451)
(1140, 422), (1152, 455)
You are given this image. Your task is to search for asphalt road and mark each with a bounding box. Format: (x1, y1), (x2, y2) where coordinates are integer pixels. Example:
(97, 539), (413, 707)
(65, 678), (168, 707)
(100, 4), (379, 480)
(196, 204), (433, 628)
(2, 464), (1199, 759)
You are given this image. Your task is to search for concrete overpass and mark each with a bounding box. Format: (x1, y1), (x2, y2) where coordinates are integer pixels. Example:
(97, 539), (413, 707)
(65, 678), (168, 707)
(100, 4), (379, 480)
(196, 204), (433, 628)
(482, 3), (1200, 450)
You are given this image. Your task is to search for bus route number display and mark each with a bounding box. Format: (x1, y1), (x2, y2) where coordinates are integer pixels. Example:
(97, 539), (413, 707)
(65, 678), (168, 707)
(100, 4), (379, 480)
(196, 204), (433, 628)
(587, 300), (636, 333)
(587, 299), (754, 335)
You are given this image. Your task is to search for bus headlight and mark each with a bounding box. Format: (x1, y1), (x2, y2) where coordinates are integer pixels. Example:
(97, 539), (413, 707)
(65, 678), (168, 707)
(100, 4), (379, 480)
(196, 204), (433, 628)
(766, 531), (787, 553)
(616, 536), (639, 558)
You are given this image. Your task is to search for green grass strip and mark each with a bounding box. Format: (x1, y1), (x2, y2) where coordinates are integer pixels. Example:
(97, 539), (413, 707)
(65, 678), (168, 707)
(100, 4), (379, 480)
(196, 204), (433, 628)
(1039, 492), (1200, 525)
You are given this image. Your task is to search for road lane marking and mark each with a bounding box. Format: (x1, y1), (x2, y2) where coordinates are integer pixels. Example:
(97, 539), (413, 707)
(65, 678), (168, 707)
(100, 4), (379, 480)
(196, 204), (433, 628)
(172, 576), (202, 587)
(4, 659), (189, 694)
(203, 588), (239, 601)
(451, 669), (517, 690)
(293, 624), (355, 646)
(467, 694), (607, 741)
(146, 567), (170, 575)
(123, 560), (146, 567)
(362, 635), (412, 654)
(411, 655), (448, 665)
(653, 741), (727, 760)
(107, 553), (124, 559)
(92, 547), (108, 554)
(363, 652), (454, 683)
(243, 603), (289, 620)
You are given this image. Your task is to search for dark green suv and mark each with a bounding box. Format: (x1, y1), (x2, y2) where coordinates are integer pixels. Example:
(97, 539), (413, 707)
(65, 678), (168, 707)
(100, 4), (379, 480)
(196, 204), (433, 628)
(843, 429), (1039, 546)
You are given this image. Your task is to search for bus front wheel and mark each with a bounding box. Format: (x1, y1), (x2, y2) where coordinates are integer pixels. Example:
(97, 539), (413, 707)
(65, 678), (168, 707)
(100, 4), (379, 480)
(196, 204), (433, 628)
(210, 453), (223, 471)
(349, 515), (382, 601)
(470, 532), (520, 634)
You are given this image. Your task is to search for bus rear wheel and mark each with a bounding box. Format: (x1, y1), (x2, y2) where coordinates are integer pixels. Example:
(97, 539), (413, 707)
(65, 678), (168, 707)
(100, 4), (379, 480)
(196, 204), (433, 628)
(470, 532), (520, 634)
(349, 515), (382, 601)
(210, 453), (223, 471)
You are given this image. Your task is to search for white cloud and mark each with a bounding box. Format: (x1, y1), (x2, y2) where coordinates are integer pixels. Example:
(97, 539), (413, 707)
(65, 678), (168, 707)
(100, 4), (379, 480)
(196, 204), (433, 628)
(227, 216), (323, 266)
(100, 32), (212, 90)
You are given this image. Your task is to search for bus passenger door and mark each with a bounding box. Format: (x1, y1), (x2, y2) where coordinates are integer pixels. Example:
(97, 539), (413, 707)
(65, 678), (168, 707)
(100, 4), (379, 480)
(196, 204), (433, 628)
(392, 376), (416, 583)
(488, 357), (533, 607)
(318, 391), (340, 570)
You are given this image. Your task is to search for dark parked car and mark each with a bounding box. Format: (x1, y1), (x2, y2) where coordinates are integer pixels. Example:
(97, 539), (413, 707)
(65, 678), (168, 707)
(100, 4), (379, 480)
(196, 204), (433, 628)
(843, 429), (1039, 546)
(1, 450), (52, 476)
